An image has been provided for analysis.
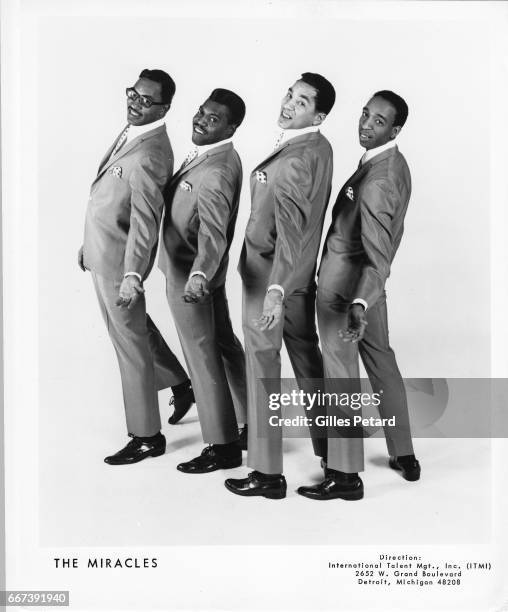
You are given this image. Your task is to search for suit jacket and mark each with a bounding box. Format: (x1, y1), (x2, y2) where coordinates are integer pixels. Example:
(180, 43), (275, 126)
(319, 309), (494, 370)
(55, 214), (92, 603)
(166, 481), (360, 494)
(239, 131), (333, 295)
(319, 145), (411, 307)
(158, 141), (242, 290)
(83, 124), (173, 281)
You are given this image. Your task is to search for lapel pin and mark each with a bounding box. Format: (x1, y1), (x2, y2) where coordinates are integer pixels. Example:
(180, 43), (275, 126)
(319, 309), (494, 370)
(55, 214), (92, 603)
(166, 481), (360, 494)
(346, 186), (354, 201)
(179, 180), (192, 192)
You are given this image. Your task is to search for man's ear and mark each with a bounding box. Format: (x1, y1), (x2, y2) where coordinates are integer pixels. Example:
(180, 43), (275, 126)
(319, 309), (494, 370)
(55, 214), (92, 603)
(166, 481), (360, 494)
(225, 124), (237, 138)
(390, 125), (402, 139)
(158, 104), (170, 119)
(312, 112), (327, 126)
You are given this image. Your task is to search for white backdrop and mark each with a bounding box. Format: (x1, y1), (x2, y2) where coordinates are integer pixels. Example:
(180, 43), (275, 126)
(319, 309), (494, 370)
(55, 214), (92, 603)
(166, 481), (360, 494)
(38, 10), (491, 391)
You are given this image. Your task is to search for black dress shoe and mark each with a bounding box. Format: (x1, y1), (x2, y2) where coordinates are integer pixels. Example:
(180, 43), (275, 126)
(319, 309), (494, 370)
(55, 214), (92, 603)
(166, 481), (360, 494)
(224, 471), (287, 499)
(177, 444), (242, 474)
(104, 433), (166, 465)
(297, 472), (364, 501)
(238, 424), (248, 451)
(168, 383), (195, 425)
(389, 454), (421, 481)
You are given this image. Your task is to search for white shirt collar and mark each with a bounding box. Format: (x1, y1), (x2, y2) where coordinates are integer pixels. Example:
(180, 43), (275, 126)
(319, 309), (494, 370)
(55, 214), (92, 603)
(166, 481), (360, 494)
(181, 137), (233, 167)
(126, 118), (165, 143)
(361, 139), (397, 165)
(278, 124), (319, 147)
(196, 136), (233, 156)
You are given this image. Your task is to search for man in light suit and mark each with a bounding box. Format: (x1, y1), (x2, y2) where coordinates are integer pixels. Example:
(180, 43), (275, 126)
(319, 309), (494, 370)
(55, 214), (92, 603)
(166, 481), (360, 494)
(225, 73), (335, 499)
(159, 89), (247, 474)
(78, 69), (193, 465)
(297, 90), (421, 501)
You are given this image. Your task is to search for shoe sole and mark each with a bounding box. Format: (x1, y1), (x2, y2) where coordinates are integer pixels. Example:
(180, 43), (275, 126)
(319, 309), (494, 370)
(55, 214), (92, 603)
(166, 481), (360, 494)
(224, 482), (287, 499)
(177, 457), (243, 474)
(389, 460), (421, 482)
(104, 447), (166, 465)
(297, 489), (364, 501)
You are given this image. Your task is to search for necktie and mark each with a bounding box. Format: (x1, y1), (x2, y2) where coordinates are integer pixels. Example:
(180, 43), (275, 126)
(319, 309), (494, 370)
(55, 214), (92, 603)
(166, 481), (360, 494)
(181, 147), (198, 169)
(274, 131), (285, 149)
(112, 126), (130, 157)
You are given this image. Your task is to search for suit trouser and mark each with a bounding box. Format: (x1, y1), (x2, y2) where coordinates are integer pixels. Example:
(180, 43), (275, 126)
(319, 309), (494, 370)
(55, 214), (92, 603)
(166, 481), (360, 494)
(243, 283), (324, 474)
(316, 287), (414, 473)
(92, 272), (188, 437)
(166, 282), (247, 445)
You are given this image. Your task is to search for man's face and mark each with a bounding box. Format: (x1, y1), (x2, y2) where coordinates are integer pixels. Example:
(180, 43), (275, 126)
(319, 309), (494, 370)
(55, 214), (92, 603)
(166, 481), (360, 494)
(358, 96), (401, 150)
(191, 99), (235, 146)
(126, 78), (168, 126)
(278, 80), (325, 130)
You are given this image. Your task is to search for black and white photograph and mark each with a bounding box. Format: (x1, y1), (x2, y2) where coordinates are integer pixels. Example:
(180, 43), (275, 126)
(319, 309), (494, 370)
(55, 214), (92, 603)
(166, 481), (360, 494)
(1, 0), (508, 610)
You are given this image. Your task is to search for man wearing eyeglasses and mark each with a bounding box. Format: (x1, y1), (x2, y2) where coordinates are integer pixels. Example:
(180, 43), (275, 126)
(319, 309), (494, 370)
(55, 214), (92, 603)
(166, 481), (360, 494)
(78, 68), (193, 465)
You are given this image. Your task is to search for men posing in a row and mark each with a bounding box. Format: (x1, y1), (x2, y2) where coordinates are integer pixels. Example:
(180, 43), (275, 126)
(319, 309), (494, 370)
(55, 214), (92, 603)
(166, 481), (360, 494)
(79, 69), (194, 464)
(158, 89), (248, 474)
(226, 86), (420, 500)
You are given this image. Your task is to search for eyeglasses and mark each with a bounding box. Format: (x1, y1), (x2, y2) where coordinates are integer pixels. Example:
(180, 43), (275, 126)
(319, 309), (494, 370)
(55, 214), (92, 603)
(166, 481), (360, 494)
(125, 87), (166, 109)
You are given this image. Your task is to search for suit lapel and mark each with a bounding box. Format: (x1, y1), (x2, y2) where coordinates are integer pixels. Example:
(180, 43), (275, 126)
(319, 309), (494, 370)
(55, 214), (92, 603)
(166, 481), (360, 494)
(339, 145), (399, 196)
(94, 124), (165, 184)
(252, 131), (320, 173)
(97, 127), (126, 174)
(170, 141), (232, 185)
(360, 145), (398, 173)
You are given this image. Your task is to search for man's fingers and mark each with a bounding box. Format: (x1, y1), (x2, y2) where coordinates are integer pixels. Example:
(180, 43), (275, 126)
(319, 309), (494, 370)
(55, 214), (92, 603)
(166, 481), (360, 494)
(127, 293), (141, 309)
(182, 292), (198, 303)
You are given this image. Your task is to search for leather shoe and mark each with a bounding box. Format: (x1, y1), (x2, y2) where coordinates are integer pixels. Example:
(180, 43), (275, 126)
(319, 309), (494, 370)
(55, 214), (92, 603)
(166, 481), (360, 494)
(224, 471), (287, 499)
(238, 424), (248, 451)
(104, 433), (166, 465)
(177, 444), (242, 474)
(389, 454), (421, 481)
(168, 384), (195, 425)
(297, 473), (364, 501)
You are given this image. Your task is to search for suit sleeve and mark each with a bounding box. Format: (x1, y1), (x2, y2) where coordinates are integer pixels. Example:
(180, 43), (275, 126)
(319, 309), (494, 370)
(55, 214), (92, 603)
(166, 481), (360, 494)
(124, 153), (171, 279)
(267, 155), (313, 293)
(190, 166), (238, 281)
(355, 178), (397, 307)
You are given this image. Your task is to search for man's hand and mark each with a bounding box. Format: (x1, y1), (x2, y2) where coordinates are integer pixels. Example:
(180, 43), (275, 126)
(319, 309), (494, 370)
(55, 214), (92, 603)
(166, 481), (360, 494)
(339, 304), (368, 343)
(182, 275), (210, 303)
(253, 289), (283, 331)
(115, 275), (144, 309)
(78, 245), (86, 271)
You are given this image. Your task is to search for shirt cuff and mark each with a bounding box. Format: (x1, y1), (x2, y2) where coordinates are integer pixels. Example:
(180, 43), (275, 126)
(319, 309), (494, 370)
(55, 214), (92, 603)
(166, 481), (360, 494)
(352, 298), (368, 311)
(190, 271), (207, 280)
(267, 284), (285, 299)
(124, 272), (142, 282)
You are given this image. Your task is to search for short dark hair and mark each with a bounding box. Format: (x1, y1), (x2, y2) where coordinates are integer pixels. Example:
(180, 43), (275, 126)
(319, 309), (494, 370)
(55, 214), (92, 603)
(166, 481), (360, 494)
(300, 72), (336, 115)
(372, 90), (408, 127)
(139, 68), (176, 106)
(208, 88), (246, 127)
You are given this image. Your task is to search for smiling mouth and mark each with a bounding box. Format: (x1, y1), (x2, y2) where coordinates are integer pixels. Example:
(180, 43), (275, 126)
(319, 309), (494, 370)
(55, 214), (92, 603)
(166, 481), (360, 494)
(280, 110), (292, 120)
(193, 124), (206, 134)
(359, 132), (372, 140)
(128, 106), (142, 118)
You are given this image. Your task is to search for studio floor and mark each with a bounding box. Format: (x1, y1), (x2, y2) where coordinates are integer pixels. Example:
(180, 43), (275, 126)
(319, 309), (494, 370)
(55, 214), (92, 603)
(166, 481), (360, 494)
(39, 383), (490, 547)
